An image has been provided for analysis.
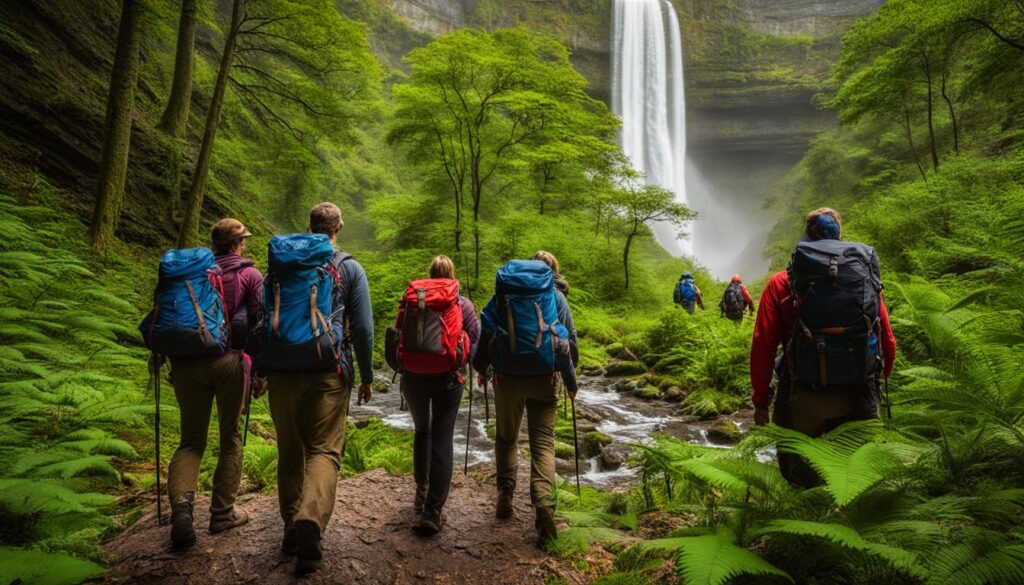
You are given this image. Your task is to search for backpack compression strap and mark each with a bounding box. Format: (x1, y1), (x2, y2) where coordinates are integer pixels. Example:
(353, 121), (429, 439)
(415, 289), (426, 347)
(184, 281), (208, 335)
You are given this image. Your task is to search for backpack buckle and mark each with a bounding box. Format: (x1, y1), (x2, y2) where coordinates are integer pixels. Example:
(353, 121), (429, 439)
(828, 256), (839, 284)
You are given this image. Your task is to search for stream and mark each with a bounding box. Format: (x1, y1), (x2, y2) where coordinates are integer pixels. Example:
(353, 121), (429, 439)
(348, 372), (753, 490)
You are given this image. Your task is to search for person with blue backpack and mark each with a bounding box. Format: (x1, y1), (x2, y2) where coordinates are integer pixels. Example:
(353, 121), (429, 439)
(750, 208), (896, 488)
(673, 271), (704, 314)
(473, 250), (578, 550)
(140, 219), (261, 549)
(253, 202), (374, 576)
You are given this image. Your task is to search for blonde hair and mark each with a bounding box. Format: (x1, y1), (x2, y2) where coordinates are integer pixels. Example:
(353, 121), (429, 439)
(309, 202), (344, 237)
(429, 255), (456, 279)
(532, 250), (559, 273)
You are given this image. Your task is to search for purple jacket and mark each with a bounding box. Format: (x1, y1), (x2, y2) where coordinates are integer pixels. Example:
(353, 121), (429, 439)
(215, 254), (263, 345)
(459, 296), (481, 356)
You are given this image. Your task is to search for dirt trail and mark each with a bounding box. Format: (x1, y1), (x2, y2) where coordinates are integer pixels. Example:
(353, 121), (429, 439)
(104, 469), (586, 585)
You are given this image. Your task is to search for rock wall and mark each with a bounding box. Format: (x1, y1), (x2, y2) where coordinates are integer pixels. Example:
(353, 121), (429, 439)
(730, 0), (884, 36)
(381, 0), (465, 35)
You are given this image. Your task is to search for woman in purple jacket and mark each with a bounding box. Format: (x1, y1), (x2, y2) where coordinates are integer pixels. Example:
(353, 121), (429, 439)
(402, 255), (480, 536)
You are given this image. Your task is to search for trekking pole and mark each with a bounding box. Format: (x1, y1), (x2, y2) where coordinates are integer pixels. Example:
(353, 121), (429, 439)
(464, 368), (473, 475)
(885, 377), (892, 420)
(153, 355), (164, 526)
(570, 395), (581, 496)
(340, 386), (353, 462)
(483, 376), (489, 423)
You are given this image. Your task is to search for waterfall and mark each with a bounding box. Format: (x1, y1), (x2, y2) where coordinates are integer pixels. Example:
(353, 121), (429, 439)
(612, 0), (690, 257)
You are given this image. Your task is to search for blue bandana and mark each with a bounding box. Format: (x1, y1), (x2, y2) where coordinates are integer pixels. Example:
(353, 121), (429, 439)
(810, 214), (841, 241)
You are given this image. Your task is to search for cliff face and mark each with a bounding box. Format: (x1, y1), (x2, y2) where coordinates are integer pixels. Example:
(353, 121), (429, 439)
(381, 0), (465, 35)
(729, 0), (884, 36)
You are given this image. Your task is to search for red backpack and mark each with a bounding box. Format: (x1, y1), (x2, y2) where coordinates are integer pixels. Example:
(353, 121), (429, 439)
(393, 278), (470, 375)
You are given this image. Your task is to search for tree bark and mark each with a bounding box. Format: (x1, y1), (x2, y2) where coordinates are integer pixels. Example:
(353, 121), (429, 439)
(902, 98), (927, 182)
(158, 0), (197, 138)
(941, 71), (959, 155)
(177, 0), (245, 247)
(622, 226), (636, 291)
(89, 0), (144, 252)
(923, 58), (940, 171)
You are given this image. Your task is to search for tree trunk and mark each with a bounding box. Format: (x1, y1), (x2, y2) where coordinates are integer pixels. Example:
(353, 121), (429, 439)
(924, 64), (940, 171)
(158, 0), (197, 138)
(177, 0), (245, 247)
(941, 72), (959, 155)
(901, 96), (927, 182)
(89, 0), (144, 252)
(622, 228), (636, 291)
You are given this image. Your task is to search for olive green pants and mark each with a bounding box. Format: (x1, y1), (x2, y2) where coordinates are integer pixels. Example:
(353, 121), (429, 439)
(167, 352), (246, 515)
(268, 370), (350, 533)
(493, 375), (558, 509)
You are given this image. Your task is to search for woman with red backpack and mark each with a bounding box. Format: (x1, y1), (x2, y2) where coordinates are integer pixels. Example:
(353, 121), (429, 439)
(392, 255), (480, 535)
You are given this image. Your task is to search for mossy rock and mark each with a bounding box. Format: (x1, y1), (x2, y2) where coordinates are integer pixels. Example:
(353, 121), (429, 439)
(664, 386), (685, 402)
(582, 431), (613, 458)
(706, 420), (744, 444)
(633, 385), (662, 400)
(605, 360), (646, 377)
(604, 342), (625, 357)
(555, 441), (576, 460)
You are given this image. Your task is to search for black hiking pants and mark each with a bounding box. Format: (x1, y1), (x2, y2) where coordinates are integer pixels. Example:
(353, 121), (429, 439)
(773, 377), (879, 488)
(402, 374), (464, 516)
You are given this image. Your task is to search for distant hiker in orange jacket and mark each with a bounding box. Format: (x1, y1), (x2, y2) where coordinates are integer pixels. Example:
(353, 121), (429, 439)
(720, 275), (754, 321)
(750, 208), (896, 487)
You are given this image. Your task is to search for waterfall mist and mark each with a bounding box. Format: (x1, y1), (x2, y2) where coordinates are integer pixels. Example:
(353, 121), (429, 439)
(612, 0), (689, 257)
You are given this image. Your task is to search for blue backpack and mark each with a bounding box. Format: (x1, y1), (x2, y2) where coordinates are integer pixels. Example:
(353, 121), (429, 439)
(140, 248), (229, 357)
(482, 260), (570, 376)
(676, 278), (696, 303)
(253, 234), (351, 373)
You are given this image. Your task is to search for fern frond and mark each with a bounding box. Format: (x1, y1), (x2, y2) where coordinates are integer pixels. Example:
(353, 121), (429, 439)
(0, 547), (105, 585)
(638, 531), (792, 585)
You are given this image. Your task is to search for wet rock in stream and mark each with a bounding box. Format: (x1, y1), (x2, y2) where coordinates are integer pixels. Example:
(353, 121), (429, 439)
(582, 431), (613, 458)
(599, 443), (633, 471)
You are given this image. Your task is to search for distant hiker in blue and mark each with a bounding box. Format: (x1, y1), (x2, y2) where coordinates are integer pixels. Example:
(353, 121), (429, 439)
(473, 250), (578, 550)
(673, 271), (704, 314)
(139, 219), (261, 550)
(254, 202), (374, 576)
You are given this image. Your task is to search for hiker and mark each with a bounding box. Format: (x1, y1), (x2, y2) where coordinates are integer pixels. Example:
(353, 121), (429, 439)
(673, 271), (704, 314)
(256, 202), (374, 576)
(143, 219), (261, 549)
(750, 208), (896, 488)
(720, 275), (754, 321)
(388, 255), (480, 536)
(473, 250), (578, 549)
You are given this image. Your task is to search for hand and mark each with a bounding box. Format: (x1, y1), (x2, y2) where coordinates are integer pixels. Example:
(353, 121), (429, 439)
(357, 383), (372, 405)
(567, 388), (577, 401)
(251, 377), (267, 399)
(478, 374), (488, 388)
(754, 405), (770, 426)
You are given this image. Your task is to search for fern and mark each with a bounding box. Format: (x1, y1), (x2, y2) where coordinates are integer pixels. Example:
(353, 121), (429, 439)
(0, 547), (105, 585)
(637, 530), (792, 585)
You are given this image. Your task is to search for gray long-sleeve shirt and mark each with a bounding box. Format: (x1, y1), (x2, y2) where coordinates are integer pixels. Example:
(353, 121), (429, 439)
(338, 255), (374, 385)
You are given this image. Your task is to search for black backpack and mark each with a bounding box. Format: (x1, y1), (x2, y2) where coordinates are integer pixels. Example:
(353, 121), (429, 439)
(722, 283), (746, 319)
(787, 239), (883, 387)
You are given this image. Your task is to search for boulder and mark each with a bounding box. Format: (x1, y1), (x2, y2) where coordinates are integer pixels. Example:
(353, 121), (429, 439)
(580, 366), (606, 377)
(706, 419), (744, 445)
(663, 386), (686, 402)
(612, 379), (639, 393)
(605, 360), (646, 377)
(372, 373), (394, 393)
(555, 441), (576, 461)
(633, 385), (662, 400)
(582, 431), (613, 458)
(599, 443), (632, 471)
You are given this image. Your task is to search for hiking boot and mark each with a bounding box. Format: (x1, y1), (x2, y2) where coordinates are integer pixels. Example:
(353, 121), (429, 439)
(535, 506), (558, 550)
(414, 483), (428, 515)
(414, 510), (445, 536)
(209, 507), (249, 534)
(496, 489), (514, 520)
(282, 522), (297, 556)
(294, 520), (323, 576)
(170, 492), (196, 549)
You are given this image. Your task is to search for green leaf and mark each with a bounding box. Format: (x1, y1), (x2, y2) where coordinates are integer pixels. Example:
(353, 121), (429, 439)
(638, 531), (792, 585)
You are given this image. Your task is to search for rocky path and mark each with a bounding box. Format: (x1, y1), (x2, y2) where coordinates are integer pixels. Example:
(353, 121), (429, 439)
(104, 469), (585, 585)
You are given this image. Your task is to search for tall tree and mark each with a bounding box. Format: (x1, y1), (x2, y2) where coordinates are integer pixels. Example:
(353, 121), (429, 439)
(157, 0), (198, 138)
(613, 169), (694, 291)
(176, 0), (378, 246)
(89, 0), (144, 252)
(389, 27), (616, 283)
(177, 0), (244, 247)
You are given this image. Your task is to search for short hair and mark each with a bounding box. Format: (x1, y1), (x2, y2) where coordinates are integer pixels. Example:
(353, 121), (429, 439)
(805, 207), (843, 241)
(532, 250), (559, 273)
(210, 218), (251, 255)
(309, 202), (344, 237)
(429, 255), (456, 279)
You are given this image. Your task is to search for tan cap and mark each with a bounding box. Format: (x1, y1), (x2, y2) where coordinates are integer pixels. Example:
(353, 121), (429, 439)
(210, 218), (252, 246)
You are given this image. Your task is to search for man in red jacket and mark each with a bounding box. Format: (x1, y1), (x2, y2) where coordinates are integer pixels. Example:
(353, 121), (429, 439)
(750, 208), (896, 487)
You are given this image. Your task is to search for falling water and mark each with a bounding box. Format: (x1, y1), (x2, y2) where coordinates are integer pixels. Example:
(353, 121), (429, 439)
(612, 0), (690, 257)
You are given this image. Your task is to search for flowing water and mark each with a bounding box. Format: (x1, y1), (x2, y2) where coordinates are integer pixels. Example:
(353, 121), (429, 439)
(349, 373), (751, 490)
(612, 0), (689, 257)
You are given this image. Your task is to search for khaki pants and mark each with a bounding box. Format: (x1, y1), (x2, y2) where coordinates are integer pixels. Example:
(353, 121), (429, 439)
(167, 352), (246, 515)
(493, 375), (558, 509)
(268, 370), (350, 533)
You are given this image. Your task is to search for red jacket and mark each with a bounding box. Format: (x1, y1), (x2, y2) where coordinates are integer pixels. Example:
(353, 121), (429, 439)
(749, 271), (896, 407)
